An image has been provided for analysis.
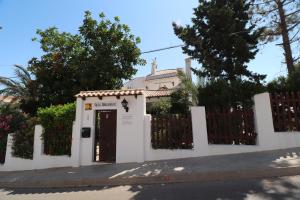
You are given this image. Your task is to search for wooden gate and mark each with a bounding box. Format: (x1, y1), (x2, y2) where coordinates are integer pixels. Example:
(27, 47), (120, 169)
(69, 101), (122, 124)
(94, 110), (117, 162)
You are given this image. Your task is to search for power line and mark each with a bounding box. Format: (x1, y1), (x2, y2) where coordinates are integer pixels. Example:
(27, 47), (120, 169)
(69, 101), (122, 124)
(141, 44), (184, 54)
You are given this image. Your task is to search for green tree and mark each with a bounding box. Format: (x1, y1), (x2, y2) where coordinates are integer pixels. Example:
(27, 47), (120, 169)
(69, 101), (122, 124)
(173, 0), (265, 83)
(198, 79), (266, 110)
(268, 61), (300, 92)
(0, 65), (32, 98)
(26, 11), (145, 111)
(0, 65), (39, 115)
(251, 0), (300, 74)
(170, 87), (192, 114)
(168, 70), (199, 114)
(147, 98), (171, 116)
(173, 0), (266, 109)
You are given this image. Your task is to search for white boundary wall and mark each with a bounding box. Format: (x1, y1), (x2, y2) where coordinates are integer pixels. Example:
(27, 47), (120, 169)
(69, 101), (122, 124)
(0, 125), (75, 171)
(1, 92), (300, 171)
(73, 95), (146, 166)
(144, 92), (300, 161)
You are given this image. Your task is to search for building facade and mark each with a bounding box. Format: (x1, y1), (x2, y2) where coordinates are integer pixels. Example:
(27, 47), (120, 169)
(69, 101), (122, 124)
(123, 58), (192, 91)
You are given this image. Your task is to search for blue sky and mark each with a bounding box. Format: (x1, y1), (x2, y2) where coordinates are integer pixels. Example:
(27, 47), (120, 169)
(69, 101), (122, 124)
(0, 0), (287, 82)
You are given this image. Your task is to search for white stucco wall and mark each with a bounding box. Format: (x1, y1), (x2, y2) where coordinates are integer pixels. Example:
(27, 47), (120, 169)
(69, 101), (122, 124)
(123, 77), (146, 90)
(144, 92), (300, 161)
(123, 73), (181, 90)
(76, 94), (146, 165)
(0, 125), (74, 171)
(1, 92), (300, 171)
(145, 76), (180, 90)
(0, 134), (34, 171)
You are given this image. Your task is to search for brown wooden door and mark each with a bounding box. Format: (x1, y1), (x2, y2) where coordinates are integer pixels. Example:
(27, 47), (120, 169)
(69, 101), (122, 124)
(95, 110), (117, 162)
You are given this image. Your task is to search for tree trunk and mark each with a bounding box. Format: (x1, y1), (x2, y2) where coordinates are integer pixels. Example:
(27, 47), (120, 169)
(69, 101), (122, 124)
(276, 0), (295, 74)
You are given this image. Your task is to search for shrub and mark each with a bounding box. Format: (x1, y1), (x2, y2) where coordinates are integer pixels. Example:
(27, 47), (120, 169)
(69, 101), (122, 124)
(268, 63), (300, 93)
(12, 117), (37, 159)
(0, 103), (32, 162)
(198, 79), (266, 111)
(37, 103), (76, 156)
(147, 98), (171, 116)
(170, 87), (192, 114)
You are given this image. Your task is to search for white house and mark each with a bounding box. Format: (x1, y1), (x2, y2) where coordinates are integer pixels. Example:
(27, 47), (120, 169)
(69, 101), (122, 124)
(123, 58), (192, 91)
(0, 95), (18, 104)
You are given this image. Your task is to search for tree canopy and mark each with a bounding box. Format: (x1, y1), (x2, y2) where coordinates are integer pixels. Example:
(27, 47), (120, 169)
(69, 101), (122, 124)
(173, 0), (267, 109)
(25, 11), (145, 113)
(173, 0), (266, 83)
(251, 0), (300, 74)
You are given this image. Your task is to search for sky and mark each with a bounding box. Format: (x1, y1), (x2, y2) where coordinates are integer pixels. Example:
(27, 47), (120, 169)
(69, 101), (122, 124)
(0, 0), (288, 82)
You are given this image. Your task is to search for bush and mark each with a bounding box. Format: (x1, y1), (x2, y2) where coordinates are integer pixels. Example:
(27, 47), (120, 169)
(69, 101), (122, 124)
(170, 87), (192, 114)
(198, 79), (266, 111)
(12, 117), (37, 159)
(0, 103), (34, 162)
(268, 72), (300, 93)
(147, 98), (171, 116)
(37, 103), (76, 156)
(268, 63), (300, 93)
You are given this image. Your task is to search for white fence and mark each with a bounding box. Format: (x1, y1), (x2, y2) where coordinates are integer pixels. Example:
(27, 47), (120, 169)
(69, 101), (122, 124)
(1, 92), (300, 171)
(143, 92), (300, 161)
(0, 124), (76, 171)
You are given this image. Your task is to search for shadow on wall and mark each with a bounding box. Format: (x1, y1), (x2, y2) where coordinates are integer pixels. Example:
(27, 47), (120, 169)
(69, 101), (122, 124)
(2, 175), (300, 199)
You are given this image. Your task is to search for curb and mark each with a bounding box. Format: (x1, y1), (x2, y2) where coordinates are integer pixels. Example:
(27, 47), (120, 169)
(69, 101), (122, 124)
(1, 167), (300, 189)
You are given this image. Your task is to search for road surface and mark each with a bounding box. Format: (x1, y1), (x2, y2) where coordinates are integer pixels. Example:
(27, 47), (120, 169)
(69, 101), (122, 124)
(1, 175), (300, 200)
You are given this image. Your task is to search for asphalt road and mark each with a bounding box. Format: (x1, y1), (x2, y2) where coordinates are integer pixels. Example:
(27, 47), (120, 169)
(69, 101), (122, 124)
(1, 175), (300, 200)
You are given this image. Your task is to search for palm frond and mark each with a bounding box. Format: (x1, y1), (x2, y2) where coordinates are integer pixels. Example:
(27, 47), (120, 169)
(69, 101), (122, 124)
(0, 66), (33, 99)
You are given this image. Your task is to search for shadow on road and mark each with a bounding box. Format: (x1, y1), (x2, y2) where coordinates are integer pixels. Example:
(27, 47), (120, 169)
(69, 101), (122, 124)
(1, 175), (300, 200)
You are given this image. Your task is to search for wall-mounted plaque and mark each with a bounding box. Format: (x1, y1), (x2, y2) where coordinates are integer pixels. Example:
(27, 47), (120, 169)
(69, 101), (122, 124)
(85, 103), (92, 110)
(94, 102), (117, 107)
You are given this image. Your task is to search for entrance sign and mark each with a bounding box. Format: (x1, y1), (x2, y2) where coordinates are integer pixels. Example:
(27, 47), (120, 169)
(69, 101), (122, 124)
(85, 103), (92, 110)
(94, 102), (117, 108)
(121, 114), (133, 125)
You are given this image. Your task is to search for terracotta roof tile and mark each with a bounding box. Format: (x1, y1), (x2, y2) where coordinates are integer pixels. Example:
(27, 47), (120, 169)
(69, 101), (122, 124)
(75, 89), (144, 98)
(76, 89), (174, 99)
(144, 90), (173, 98)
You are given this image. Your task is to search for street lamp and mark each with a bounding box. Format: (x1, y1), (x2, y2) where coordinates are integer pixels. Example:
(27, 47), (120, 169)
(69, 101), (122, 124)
(121, 98), (129, 112)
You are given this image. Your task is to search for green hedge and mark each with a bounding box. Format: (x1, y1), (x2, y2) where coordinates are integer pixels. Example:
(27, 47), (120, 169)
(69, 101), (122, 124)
(37, 103), (76, 156)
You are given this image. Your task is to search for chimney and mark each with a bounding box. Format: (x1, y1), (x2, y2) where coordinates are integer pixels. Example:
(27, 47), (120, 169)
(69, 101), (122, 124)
(151, 58), (157, 75)
(185, 57), (192, 79)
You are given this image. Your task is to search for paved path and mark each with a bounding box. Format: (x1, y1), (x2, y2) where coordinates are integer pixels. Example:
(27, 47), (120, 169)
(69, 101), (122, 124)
(1, 148), (300, 188)
(1, 175), (300, 199)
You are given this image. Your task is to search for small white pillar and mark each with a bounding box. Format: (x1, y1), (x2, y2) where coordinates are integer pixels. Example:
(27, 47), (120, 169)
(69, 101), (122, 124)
(71, 98), (84, 167)
(191, 106), (209, 154)
(33, 125), (43, 160)
(253, 92), (275, 148)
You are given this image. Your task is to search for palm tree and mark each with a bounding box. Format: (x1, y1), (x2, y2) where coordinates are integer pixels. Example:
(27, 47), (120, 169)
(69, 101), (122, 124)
(0, 65), (33, 100)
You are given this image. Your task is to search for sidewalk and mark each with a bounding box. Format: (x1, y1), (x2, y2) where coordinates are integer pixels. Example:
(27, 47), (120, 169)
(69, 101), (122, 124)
(1, 147), (300, 188)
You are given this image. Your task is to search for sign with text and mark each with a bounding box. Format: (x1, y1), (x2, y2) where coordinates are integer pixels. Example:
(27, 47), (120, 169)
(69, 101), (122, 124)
(94, 102), (117, 108)
(85, 103), (92, 110)
(121, 114), (133, 125)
